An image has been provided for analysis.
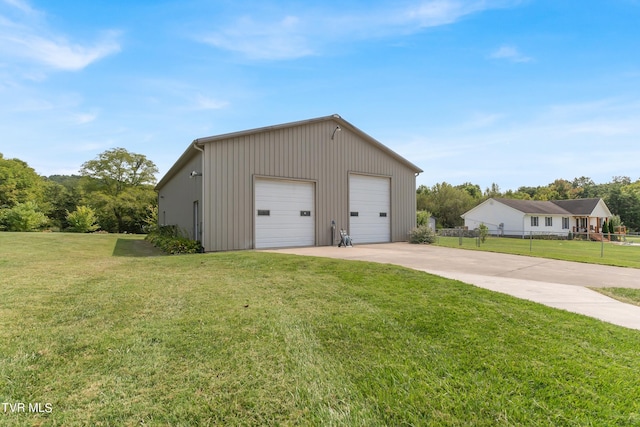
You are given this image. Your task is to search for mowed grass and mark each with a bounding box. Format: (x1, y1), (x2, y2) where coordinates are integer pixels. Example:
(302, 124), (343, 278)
(626, 234), (640, 244)
(593, 288), (640, 307)
(1, 233), (640, 426)
(436, 235), (640, 268)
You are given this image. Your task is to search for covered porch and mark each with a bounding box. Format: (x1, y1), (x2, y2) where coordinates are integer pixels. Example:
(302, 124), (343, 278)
(573, 216), (611, 241)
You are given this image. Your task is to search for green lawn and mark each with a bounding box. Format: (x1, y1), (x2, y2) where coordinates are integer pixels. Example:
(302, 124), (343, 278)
(593, 288), (640, 307)
(626, 234), (640, 245)
(1, 233), (640, 425)
(436, 235), (640, 268)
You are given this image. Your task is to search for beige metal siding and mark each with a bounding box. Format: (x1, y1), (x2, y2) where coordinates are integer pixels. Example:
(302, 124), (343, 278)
(201, 119), (417, 251)
(157, 153), (202, 240)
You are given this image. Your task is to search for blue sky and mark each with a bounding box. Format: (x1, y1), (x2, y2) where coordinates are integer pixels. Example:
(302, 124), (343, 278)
(1, 0), (639, 191)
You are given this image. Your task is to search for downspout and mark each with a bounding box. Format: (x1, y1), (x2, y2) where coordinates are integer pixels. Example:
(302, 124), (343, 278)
(193, 140), (205, 250)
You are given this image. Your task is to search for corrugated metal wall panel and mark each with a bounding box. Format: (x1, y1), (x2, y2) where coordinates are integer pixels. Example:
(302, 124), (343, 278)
(157, 154), (202, 241)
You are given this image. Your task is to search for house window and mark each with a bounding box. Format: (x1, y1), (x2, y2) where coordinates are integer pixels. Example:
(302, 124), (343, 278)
(545, 217), (553, 227)
(562, 217), (569, 229)
(531, 216), (539, 227)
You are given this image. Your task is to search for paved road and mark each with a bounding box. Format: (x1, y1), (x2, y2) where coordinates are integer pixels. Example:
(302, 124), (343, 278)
(267, 242), (640, 331)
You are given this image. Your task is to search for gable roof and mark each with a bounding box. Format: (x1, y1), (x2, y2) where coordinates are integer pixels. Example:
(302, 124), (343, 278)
(550, 198), (602, 215)
(492, 198), (607, 216)
(494, 198), (571, 215)
(156, 114), (422, 190)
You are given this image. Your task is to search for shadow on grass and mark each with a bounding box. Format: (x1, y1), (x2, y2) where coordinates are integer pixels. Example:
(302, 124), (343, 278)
(112, 238), (166, 257)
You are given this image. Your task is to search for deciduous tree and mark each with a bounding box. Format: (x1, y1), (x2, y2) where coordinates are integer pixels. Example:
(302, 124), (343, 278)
(420, 182), (476, 228)
(0, 153), (47, 209)
(80, 148), (158, 233)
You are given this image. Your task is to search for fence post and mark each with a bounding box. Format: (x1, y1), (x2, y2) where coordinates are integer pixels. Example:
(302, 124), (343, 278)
(530, 231), (533, 252)
(459, 228), (463, 246)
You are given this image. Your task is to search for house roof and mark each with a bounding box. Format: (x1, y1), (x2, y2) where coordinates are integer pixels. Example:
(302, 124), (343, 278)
(494, 198), (571, 215)
(550, 198), (602, 215)
(156, 114), (422, 190)
(492, 197), (606, 216)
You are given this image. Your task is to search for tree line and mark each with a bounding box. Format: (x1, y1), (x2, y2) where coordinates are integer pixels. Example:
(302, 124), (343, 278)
(3, 149), (639, 234)
(0, 148), (157, 233)
(418, 177), (640, 232)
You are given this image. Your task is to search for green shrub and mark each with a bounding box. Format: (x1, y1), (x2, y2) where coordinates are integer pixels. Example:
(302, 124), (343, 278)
(156, 225), (179, 237)
(66, 205), (99, 233)
(142, 205), (159, 234)
(478, 223), (489, 243)
(409, 225), (436, 244)
(416, 210), (433, 227)
(0, 201), (48, 231)
(146, 228), (202, 255)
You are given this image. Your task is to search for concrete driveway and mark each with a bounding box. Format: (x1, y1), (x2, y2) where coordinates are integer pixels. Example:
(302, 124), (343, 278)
(267, 242), (640, 331)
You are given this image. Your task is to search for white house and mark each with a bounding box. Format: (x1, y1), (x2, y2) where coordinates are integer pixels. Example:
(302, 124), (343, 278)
(461, 198), (612, 238)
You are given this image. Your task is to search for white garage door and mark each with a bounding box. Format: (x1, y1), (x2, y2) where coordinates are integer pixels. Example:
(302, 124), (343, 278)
(349, 174), (390, 244)
(255, 179), (315, 249)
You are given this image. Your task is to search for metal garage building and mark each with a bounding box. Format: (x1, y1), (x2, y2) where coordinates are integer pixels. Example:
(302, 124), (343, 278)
(156, 114), (423, 251)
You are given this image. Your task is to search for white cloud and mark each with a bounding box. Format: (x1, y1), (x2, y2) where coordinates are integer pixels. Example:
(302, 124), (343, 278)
(1, 0), (38, 16)
(135, 78), (231, 111)
(463, 112), (505, 129)
(402, 0), (506, 28)
(70, 142), (106, 152)
(6, 97), (51, 112)
(6, 31), (121, 71)
(490, 45), (533, 63)
(199, 1), (521, 60)
(539, 98), (640, 140)
(193, 94), (229, 110)
(201, 15), (313, 60)
(72, 112), (97, 125)
(0, 1), (121, 73)
(545, 98), (635, 117)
